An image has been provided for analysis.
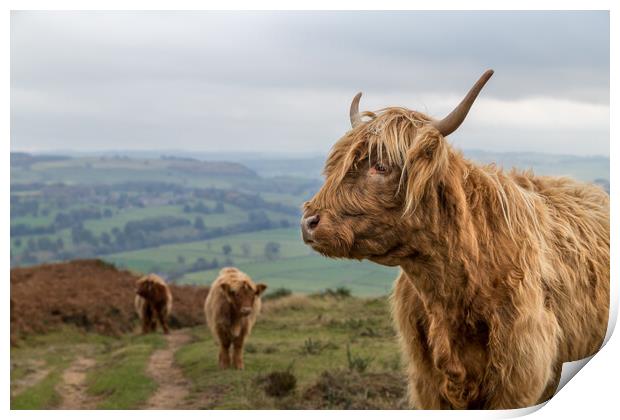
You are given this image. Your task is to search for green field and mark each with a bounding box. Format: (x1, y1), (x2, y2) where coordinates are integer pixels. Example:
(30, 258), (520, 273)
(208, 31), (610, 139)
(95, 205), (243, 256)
(107, 228), (399, 296)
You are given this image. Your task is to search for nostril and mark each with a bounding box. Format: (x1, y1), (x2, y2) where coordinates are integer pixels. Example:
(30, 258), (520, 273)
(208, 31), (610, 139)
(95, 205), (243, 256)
(305, 214), (320, 230)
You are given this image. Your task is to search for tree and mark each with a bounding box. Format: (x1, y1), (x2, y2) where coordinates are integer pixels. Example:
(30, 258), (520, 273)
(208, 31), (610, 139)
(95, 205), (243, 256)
(222, 244), (232, 256)
(194, 216), (206, 230)
(100, 232), (111, 246)
(27, 238), (36, 252)
(215, 202), (225, 213)
(240, 243), (251, 257)
(264, 241), (281, 260)
(177, 255), (186, 264)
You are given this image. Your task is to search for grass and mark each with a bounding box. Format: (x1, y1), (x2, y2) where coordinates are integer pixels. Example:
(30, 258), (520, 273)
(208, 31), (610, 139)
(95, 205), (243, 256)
(11, 368), (66, 409)
(10, 328), (116, 409)
(107, 227), (398, 296)
(10, 326), (164, 410)
(178, 252), (399, 296)
(175, 294), (402, 409)
(86, 333), (166, 409)
(10, 295), (405, 409)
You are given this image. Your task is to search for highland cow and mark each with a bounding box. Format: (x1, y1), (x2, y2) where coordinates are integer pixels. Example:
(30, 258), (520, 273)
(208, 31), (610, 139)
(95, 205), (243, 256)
(301, 70), (609, 409)
(134, 274), (173, 335)
(204, 267), (267, 369)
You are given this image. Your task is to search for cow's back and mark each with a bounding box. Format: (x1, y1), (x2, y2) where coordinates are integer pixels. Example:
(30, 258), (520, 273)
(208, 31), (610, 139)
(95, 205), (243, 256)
(532, 176), (609, 361)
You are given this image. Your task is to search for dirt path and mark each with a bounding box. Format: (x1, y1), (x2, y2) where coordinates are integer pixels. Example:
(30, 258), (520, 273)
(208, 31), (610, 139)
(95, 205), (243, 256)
(11, 360), (50, 397)
(145, 329), (193, 409)
(57, 356), (98, 409)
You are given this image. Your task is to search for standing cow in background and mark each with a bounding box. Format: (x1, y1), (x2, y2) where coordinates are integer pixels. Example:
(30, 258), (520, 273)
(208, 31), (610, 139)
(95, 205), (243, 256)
(135, 274), (173, 335)
(204, 267), (267, 369)
(301, 70), (609, 409)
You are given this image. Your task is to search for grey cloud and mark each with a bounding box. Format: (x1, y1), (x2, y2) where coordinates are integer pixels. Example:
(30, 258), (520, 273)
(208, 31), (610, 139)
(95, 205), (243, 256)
(10, 11), (609, 155)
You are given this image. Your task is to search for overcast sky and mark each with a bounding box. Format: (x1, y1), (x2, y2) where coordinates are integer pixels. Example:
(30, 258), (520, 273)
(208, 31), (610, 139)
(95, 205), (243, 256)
(11, 11), (609, 156)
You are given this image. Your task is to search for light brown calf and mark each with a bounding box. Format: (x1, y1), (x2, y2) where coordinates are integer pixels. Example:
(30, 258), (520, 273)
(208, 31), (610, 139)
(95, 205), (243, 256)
(204, 267), (267, 369)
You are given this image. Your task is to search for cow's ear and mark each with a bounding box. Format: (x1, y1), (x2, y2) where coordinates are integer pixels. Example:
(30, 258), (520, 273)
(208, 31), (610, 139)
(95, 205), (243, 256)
(255, 283), (268, 296)
(403, 125), (448, 216)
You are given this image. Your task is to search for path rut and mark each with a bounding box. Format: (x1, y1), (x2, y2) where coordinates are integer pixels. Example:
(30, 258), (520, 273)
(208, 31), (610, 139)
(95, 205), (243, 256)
(57, 356), (98, 409)
(11, 360), (50, 397)
(144, 329), (193, 409)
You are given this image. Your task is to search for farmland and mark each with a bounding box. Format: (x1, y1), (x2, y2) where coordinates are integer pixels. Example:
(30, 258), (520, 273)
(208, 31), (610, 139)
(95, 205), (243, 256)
(10, 152), (398, 295)
(10, 150), (608, 296)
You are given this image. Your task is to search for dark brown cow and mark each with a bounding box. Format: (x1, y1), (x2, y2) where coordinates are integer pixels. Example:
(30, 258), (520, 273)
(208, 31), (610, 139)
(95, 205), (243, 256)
(134, 274), (173, 334)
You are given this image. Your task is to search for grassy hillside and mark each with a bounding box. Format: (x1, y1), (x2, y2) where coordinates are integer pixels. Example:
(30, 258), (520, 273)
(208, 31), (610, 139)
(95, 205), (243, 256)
(11, 295), (406, 409)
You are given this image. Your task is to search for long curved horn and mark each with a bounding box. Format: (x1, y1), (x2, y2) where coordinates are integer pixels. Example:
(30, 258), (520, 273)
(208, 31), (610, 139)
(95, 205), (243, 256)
(349, 92), (363, 128)
(431, 69), (494, 137)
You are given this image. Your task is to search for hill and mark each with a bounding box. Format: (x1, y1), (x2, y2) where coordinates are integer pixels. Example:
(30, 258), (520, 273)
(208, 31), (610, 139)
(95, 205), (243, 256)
(10, 260), (406, 409)
(10, 259), (208, 343)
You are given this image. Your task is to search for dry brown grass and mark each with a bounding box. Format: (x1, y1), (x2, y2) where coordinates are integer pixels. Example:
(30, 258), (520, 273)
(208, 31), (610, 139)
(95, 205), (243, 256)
(261, 294), (315, 314)
(10, 259), (208, 344)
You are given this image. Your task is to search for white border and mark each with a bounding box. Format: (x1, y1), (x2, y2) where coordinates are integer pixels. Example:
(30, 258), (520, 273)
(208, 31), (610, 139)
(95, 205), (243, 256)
(4, 2), (617, 419)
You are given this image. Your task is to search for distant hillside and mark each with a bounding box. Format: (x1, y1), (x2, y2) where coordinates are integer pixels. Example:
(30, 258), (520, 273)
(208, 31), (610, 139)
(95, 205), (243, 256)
(10, 152), (71, 168)
(10, 152), (257, 181)
(14, 149), (608, 183)
(464, 150), (609, 184)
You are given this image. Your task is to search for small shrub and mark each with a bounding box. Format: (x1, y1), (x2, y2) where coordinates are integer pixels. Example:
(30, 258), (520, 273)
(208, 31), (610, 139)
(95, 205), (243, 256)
(263, 345), (279, 354)
(335, 287), (352, 298)
(301, 338), (323, 355)
(256, 363), (297, 398)
(359, 326), (381, 338)
(262, 371), (297, 397)
(312, 287), (352, 299)
(301, 370), (407, 409)
(343, 318), (365, 330)
(301, 338), (338, 355)
(346, 344), (374, 373)
(245, 343), (257, 354)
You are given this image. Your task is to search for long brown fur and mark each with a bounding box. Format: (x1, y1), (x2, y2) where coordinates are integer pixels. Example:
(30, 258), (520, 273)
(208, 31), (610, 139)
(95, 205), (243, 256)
(303, 106), (609, 409)
(204, 267), (267, 369)
(134, 274), (173, 335)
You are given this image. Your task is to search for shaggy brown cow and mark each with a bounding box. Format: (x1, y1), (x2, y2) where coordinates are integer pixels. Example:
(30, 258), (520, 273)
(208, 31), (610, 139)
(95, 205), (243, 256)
(301, 70), (609, 409)
(134, 274), (173, 335)
(204, 267), (267, 369)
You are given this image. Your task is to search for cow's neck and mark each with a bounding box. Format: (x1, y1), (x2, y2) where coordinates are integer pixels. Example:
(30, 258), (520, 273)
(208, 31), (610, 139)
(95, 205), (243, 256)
(399, 161), (491, 323)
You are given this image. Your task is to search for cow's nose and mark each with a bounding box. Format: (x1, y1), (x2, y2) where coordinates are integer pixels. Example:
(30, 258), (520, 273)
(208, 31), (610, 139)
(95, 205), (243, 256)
(240, 307), (252, 316)
(301, 214), (320, 241)
(305, 214), (320, 230)
(301, 214), (321, 242)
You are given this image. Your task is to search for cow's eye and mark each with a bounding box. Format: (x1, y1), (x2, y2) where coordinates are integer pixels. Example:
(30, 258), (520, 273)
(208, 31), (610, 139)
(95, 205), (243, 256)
(372, 162), (388, 174)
